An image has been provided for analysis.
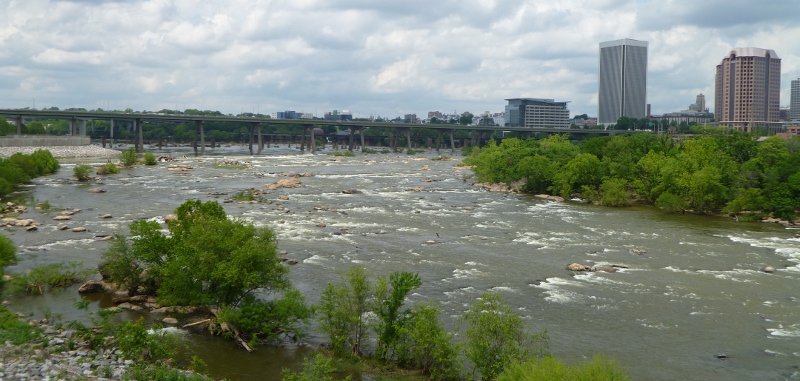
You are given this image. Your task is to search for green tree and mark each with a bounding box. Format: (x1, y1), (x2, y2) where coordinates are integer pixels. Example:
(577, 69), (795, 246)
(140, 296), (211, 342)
(600, 178), (629, 206)
(396, 302), (462, 380)
(497, 354), (629, 381)
(462, 292), (548, 380)
(281, 354), (349, 381)
(373, 271), (422, 361)
(317, 266), (372, 356)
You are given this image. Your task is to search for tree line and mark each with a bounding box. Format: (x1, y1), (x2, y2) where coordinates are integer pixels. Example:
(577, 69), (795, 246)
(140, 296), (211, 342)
(462, 129), (800, 219)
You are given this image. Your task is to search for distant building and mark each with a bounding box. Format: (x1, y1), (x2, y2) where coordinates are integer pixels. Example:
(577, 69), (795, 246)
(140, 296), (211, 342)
(689, 94), (707, 113)
(324, 110), (353, 121)
(404, 114), (419, 123)
(504, 98), (569, 128)
(272, 111), (299, 119)
(791, 78), (800, 122)
(715, 47), (782, 132)
(598, 38), (648, 127)
(427, 111), (444, 119)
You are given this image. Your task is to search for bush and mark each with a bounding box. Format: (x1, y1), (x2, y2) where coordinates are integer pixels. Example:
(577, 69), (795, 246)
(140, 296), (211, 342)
(120, 147), (138, 166)
(116, 318), (178, 362)
(281, 353), (348, 381)
(462, 292), (548, 380)
(73, 165), (94, 181)
(217, 290), (312, 347)
(497, 354), (629, 381)
(599, 178), (629, 206)
(6, 262), (92, 295)
(396, 302), (462, 380)
(144, 152), (157, 165)
(0, 306), (42, 345)
(98, 163), (119, 175)
(0, 234), (18, 293)
(317, 266), (372, 356)
(332, 151), (356, 157)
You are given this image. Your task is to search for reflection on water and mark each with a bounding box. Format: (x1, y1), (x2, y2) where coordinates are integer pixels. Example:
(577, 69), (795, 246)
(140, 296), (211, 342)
(2, 145), (800, 381)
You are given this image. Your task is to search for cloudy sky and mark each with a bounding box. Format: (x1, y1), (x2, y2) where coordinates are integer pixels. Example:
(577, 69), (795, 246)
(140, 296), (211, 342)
(2, 0), (799, 119)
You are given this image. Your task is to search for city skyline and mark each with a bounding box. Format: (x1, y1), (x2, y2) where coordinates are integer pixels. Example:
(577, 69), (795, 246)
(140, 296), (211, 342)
(1, 1), (800, 119)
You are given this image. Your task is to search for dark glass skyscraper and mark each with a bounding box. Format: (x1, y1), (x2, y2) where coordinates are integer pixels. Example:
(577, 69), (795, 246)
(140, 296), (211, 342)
(598, 39), (648, 127)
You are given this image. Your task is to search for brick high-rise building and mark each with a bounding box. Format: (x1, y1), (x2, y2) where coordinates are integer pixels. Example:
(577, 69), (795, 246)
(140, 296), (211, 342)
(714, 48), (781, 132)
(598, 39), (648, 127)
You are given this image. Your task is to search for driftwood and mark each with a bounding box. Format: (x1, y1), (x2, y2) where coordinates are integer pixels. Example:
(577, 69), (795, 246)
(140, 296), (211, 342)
(182, 318), (211, 329)
(210, 309), (253, 352)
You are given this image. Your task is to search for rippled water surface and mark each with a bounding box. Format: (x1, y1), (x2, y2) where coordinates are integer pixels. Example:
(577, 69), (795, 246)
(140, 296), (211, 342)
(4, 145), (800, 380)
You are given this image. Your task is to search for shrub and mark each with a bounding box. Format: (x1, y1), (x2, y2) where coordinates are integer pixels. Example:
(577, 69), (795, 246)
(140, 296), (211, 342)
(7, 262), (92, 295)
(599, 178), (629, 206)
(281, 353), (349, 381)
(73, 165), (93, 181)
(216, 290), (312, 347)
(0, 306), (42, 344)
(497, 354), (629, 381)
(144, 152), (157, 165)
(98, 163), (119, 175)
(0, 234), (18, 293)
(317, 266), (372, 356)
(333, 151), (356, 157)
(373, 271), (422, 362)
(116, 318), (177, 362)
(396, 302), (462, 380)
(462, 292), (548, 380)
(120, 147), (138, 166)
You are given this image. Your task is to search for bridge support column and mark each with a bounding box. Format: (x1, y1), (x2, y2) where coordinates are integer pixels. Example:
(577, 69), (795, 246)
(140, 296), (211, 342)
(110, 119), (114, 145)
(79, 119), (87, 136)
(391, 128), (397, 151)
(69, 118), (76, 136)
(135, 119), (144, 153)
(406, 128), (412, 151)
(449, 130), (455, 153)
(436, 132), (442, 152)
(300, 127), (307, 153)
(359, 127), (365, 150)
(306, 124), (316, 155)
(197, 121), (205, 155)
(248, 123), (255, 154)
(348, 126), (355, 151)
(257, 123), (263, 154)
(15, 115), (22, 135)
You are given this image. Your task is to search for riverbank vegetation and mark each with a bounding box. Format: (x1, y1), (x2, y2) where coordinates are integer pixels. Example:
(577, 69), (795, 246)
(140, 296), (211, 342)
(463, 130), (800, 220)
(0, 149), (60, 197)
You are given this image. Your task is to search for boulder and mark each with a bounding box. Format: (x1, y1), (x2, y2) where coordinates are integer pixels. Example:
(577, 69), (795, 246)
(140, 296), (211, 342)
(71, 226), (87, 232)
(424, 240), (437, 244)
(164, 214), (178, 223)
(594, 267), (619, 273)
(53, 215), (71, 221)
(341, 189), (363, 194)
(264, 177), (302, 190)
(315, 222), (327, 228)
(25, 226), (38, 232)
(98, 214), (113, 219)
(98, 261), (112, 280)
(762, 266), (776, 273)
(78, 280), (108, 294)
(58, 225), (69, 230)
(88, 188), (107, 193)
(162, 317), (179, 325)
(566, 263), (592, 272)
(279, 195), (289, 200)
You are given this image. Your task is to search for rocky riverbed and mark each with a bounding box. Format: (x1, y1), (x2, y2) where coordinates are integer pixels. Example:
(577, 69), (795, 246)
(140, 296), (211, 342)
(0, 145), (120, 158)
(0, 312), (206, 381)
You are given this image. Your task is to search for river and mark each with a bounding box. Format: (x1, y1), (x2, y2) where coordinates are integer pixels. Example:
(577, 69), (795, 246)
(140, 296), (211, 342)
(3, 144), (800, 381)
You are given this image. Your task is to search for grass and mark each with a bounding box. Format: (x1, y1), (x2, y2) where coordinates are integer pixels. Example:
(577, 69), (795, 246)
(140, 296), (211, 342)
(7, 262), (93, 295)
(0, 306), (42, 345)
(332, 151), (357, 157)
(230, 189), (268, 203)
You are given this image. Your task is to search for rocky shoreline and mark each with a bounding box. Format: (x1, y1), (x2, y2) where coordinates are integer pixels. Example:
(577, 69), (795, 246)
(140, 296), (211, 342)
(0, 145), (120, 158)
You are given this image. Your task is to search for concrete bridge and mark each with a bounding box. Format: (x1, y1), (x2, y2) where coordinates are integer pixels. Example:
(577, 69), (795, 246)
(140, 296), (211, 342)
(0, 109), (619, 154)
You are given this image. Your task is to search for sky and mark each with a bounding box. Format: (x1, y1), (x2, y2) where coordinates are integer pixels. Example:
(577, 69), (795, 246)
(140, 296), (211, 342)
(2, 0), (800, 120)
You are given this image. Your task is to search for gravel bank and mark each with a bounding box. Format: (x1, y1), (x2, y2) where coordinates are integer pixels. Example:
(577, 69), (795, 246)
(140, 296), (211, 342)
(0, 145), (120, 158)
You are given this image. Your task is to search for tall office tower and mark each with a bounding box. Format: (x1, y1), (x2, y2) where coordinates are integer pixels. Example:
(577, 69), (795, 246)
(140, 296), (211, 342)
(714, 48), (781, 132)
(792, 78), (800, 122)
(598, 38), (648, 127)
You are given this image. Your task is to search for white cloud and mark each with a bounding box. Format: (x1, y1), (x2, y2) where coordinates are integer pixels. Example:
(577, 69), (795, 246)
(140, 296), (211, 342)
(1, 0), (799, 117)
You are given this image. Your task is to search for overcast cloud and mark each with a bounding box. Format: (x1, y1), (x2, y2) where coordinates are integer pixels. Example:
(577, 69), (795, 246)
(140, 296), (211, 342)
(2, 0), (799, 119)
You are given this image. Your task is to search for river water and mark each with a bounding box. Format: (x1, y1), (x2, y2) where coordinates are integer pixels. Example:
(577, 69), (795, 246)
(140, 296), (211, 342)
(3, 145), (800, 380)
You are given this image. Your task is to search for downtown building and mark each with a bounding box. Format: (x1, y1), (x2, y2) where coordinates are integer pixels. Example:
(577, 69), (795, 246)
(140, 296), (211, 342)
(504, 98), (570, 129)
(598, 39), (648, 127)
(792, 78), (800, 123)
(714, 47), (782, 132)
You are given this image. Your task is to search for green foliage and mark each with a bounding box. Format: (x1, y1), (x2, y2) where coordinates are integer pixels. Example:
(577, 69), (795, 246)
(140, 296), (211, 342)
(373, 272), (422, 361)
(462, 292), (548, 381)
(120, 147), (138, 166)
(116, 318), (177, 362)
(0, 306), (42, 344)
(100, 162), (120, 174)
(144, 152), (157, 165)
(281, 353), (350, 381)
(599, 178), (629, 206)
(333, 151), (357, 157)
(0, 234), (17, 290)
(73, 165), (94, 181)
(497, 354), (629, 381)
(395, 302), (462, 380)
(103, 199), (290, 308)
(6, 262), (92, 295)
(317, 265), (372, 356)
(217, 290), (312, 346)
(123, 364), (212, 381)
(0, 150), (59, 197)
